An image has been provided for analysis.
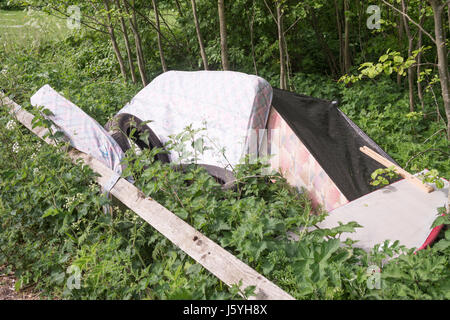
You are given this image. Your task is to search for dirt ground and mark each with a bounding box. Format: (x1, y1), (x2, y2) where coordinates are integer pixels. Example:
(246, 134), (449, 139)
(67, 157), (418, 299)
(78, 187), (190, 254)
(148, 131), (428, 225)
(0, 265), (40, 300)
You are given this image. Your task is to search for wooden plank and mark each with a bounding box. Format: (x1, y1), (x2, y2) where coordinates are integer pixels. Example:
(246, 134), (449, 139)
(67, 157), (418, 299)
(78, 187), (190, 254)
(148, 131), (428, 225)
(360, 146), (434, 193)
(1, 93), (294, 300)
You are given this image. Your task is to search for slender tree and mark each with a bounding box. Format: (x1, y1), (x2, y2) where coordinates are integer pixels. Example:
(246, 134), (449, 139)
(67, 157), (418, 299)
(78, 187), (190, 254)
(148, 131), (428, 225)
(401, 0), (415, 112)
(448, 2), (450, 30)
(218, 0), (230, 70)
(190, 0), (209, 70)
(427, 0), (450, 216)
(152, 0), (167, 72)
(343, 0), (351, 73)
(115, 0), (137, 84)
(428, 0), (450, 140)
(309, 6), (339, 78)
(416, 3), (426, 114)
(103, 0), (128, 82)
(249, 1), (258, 75)
(175, 0), (184, 17)
(263, 0), (288, 89)
(334, 0), (344, 75)
(396, 1), (405, 86)
(276, 4), (287, 89)
(124, 0), (147, 86)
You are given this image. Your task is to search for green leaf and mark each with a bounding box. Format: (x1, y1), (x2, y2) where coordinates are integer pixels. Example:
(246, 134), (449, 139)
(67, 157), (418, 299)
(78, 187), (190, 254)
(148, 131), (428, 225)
(379, 54), (389, 62)
(431, 216), (447, 228)
(319, 239), (340, 263)
(433, 240), (450, 251)
(435, 180), (444, 189)
(14, 278), (23, 292)
(261, 260), (274, 274)
(393, 55), (404, 64)
(42, 206), (59, 218)
(42, 108), (55, 116)
(175, 208), (189, 220)
(359, 62), (374, 68)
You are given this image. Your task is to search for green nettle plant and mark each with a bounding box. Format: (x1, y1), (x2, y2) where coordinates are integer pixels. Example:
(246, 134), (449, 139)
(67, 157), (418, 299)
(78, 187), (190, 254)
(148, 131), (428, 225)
(2, 104), (449, 299)
(370, 166), (399, 187)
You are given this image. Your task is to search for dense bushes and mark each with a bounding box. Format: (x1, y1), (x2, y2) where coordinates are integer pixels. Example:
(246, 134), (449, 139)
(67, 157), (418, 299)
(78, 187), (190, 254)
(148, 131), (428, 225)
(0, 0), (23, 10)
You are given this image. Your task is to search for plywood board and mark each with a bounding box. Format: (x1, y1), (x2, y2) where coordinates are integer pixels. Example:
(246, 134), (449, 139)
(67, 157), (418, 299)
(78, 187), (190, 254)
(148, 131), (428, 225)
(317, 178), (448, 250)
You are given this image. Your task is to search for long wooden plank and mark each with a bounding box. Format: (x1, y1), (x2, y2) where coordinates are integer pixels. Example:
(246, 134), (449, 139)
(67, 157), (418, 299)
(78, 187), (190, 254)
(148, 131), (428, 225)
(360, 146), (434, 193)
(1, 93), (294, 300)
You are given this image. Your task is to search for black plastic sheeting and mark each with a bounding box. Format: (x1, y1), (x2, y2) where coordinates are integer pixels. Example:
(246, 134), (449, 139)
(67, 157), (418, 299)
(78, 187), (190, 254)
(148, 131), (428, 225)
(271, 88), (398, 202)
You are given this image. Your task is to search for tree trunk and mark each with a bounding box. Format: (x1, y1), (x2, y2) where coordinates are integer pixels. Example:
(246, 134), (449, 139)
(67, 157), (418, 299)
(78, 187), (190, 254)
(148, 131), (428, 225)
(401, 0), (415, 112)
(334, 0), (344, 75)
(124, 0), (148, 86)
(416, 5), (425, 115)
(397, 2), (404, 86)
(283, 32), (291, 90)
(343, 0), (351, 73)
(175, 0), (184, 17)
(356, 0), (365, 62)
(103, 0), (128, 82)
(190, 0), (209, 70)
(218, 0), (230, 70)
(429, 0), (450, 140)
(448, 2), (450, 32)
(249, 1), (258, 75)
(446, 2), (450, 216)
(152, 0), (167, 72)
(277, 4), (287, 90)
(310, 7), (339, 78)
(116, 0), (137, 84)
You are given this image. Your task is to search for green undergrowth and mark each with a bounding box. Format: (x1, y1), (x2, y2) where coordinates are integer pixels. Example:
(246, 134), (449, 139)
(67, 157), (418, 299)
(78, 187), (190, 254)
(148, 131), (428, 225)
(0, 107), (449, 299)
(0, 29), (449, 300)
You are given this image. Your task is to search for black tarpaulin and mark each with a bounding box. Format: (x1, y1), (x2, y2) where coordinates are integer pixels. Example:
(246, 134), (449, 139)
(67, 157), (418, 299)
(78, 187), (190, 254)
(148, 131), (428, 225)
(271, 88), (398, 201)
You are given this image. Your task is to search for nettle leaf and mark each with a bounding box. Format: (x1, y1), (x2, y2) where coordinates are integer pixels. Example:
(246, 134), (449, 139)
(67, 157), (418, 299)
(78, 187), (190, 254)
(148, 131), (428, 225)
(41, 108), (55, 117)
(175, 208), (189, 220)
(331, 249), (352, 264)
(329, 221), (362, 236)
(433, 240), (450, 252)
(42, 206), (60, 218)
(261, 260), (274, 275)
(319, 239), (340, 263)
(431, 216), (448, 228)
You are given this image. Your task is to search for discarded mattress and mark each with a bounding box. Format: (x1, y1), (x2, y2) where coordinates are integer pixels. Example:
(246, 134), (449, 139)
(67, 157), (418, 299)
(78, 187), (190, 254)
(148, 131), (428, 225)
(117, 70), (273, 169)
(264, 88), (447, 251)
(266, 88), (398, 211)
(30, 85), (125, 174)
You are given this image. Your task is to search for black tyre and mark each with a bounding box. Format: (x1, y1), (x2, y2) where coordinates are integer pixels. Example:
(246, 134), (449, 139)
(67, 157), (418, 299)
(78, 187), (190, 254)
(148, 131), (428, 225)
(105, 113), (170, 163)
(173, 163), (236, 190)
